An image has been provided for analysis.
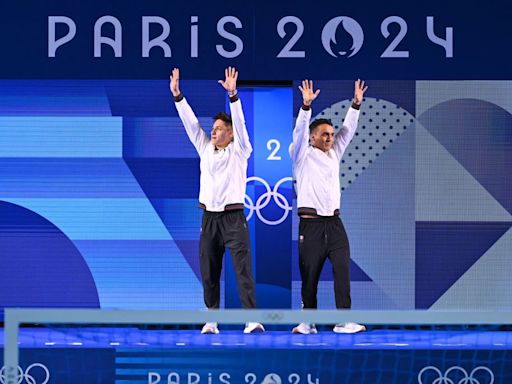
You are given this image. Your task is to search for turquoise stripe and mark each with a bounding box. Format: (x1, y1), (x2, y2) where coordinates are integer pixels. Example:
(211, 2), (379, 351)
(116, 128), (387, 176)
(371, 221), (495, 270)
(0, 116), (122, 157)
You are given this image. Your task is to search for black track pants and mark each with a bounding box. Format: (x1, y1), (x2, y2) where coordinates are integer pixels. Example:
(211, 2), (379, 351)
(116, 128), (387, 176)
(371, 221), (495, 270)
(298, 216), (351, 309)
(199, 209), (256, 309)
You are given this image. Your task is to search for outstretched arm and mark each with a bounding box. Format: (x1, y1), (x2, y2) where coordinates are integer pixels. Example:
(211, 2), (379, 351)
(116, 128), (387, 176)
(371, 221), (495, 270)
(219, 67), (252, 157)
(290, 80), (320, 164)
(334, 79), (368, 158)
(170, 68), (209, 155)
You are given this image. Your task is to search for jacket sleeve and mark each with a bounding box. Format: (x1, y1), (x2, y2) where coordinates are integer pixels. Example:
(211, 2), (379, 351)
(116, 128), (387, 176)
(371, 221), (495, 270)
(229, 97), (253, 158)
(290, 106), (311, 166)
(333, 105), (360, 159)
(175, 97), (210, 155)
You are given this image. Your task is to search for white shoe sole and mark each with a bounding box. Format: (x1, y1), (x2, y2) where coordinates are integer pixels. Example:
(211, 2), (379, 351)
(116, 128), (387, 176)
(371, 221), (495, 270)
(333, 324), (366, 334)
(244, 324), (265, 334)
(292, 326), (317, 335)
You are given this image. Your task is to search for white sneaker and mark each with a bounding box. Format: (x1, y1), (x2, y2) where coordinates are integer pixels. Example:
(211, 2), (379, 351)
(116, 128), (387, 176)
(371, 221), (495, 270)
(292, 323), (318, 334)
(243, 322), (265, 334)
(333, 322), (366, 334)
(201, 322), (219, 334)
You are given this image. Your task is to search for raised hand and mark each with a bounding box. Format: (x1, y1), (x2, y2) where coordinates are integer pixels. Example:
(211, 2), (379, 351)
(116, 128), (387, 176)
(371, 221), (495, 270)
(298, 80), (320, 107)
(218, 66), (238, 95)
(169, 68), (181, 97)
(354, 79), (368, 105)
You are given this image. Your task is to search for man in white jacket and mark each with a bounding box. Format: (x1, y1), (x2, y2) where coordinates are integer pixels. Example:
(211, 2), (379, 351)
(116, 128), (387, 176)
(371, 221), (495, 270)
(170, 67), (264, 334)
(290, 79), (368, 334)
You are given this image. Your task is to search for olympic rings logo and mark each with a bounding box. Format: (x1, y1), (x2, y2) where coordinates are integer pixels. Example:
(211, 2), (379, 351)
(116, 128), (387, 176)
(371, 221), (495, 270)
(0, 363), (50, 384)
(418, 366), (494, 384)
(244, 176), (293, 226)
(262, 311), (285, 321)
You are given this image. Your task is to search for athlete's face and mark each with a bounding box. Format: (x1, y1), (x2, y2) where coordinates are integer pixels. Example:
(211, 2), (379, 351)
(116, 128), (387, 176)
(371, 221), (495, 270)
(211, 119), (233, 148)
(310, 123), (335, 152)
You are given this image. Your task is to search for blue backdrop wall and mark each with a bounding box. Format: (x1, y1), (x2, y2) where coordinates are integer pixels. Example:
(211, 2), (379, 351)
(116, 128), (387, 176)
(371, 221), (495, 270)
(0, 0), (511, 312)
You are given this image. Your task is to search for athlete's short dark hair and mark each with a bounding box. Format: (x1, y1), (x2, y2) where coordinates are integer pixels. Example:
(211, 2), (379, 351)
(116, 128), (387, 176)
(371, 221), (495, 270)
(213, 112), (232, 127)
(309, 118), (333, 133)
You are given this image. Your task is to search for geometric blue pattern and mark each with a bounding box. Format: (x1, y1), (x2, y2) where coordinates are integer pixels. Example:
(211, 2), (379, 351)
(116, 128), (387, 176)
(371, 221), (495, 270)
(121, 81), (223, 296)
(125, 158), (200, 198)
(0, 201), (99, 314)
(1, 80), (512, 311)
(291, 81), (417, 310)
(415, 221), (512, 309)
(418, 99), (512, 214)
(416, 88), (512, 310)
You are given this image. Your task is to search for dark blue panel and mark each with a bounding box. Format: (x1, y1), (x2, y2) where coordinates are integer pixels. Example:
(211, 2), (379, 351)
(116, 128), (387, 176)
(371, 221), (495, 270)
(415, 221), (512, 309)
(0, 80), (111, 116)
(0, 201), (100, 314)
(105, 80), (225, 117)
(125, 158), (200, 198)
(1, 0), (510, 79)
(113, 348), (512, 383)
(0, 349), (116, 384)
(123, 117), (200, 159)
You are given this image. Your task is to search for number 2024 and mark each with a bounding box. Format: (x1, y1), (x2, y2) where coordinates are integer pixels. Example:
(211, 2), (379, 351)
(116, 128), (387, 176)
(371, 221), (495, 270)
(276, 16), (453, 58)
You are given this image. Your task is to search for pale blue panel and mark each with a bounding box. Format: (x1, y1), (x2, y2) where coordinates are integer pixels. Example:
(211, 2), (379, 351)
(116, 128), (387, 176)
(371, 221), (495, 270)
(342, 124), (416, 309)
(74, 240), (203, 310)
(0, 116), (122, 157)
(2, 198), (171, 240)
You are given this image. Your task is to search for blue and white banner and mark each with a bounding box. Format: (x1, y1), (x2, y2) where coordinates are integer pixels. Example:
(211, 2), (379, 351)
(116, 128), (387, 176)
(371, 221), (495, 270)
(1, 347), (510, 384)
(0, 0), (510, 79)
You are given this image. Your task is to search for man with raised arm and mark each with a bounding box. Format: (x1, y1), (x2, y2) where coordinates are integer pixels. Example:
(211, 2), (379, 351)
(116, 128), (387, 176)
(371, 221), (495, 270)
(290, 79), (368, 334)
(169, 67), (264, 334)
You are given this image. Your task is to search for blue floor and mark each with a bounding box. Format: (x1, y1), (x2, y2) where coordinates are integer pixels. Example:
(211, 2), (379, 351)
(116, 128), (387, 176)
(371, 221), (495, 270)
(2, 328), (511, 350)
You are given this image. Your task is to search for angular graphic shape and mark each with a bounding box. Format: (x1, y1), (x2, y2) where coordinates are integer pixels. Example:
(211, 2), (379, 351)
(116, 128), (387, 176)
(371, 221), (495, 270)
(415, 221), (511, 309)
(416, 125), (511, 222)
(0, 201), (100, 313)
(418, 99), (512, 214)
